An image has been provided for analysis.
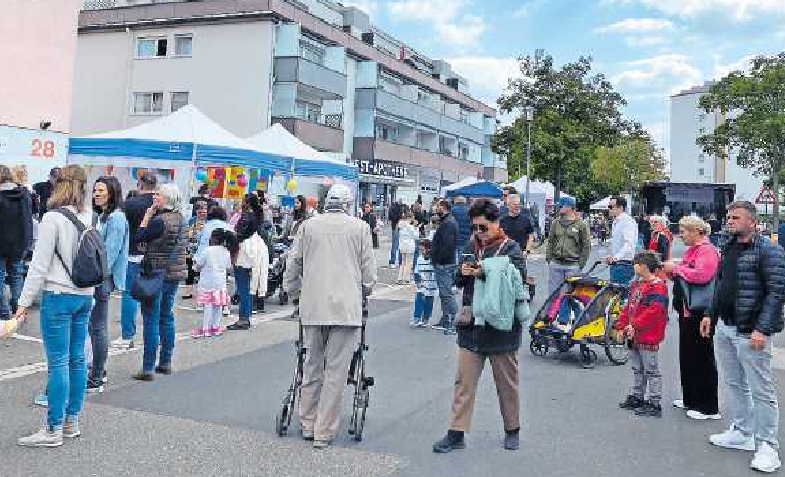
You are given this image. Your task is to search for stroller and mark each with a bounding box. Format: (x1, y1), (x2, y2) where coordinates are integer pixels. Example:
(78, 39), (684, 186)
(275, 299), (374, 442)
(266, 239), (290, 305)
(529, 261), (628, 369)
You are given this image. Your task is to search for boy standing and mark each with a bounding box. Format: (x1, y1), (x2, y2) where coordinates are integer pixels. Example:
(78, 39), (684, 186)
(616, 251), (669, 417)
(412, 240), (437, 328)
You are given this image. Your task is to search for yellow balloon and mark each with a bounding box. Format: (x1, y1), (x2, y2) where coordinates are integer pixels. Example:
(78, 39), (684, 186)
(286, 179), (297, 191)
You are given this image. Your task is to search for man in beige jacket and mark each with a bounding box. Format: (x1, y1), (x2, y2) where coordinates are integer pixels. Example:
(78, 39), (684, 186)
(283, 184), (377, 449)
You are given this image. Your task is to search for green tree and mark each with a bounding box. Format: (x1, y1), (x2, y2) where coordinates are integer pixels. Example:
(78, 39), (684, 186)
(591, 138), (666, 195)
(495, 53), (628, 206)
(698, 53), (785, 230)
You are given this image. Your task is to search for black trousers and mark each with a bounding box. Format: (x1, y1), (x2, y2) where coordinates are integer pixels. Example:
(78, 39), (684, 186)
(678, 312), (719, 415)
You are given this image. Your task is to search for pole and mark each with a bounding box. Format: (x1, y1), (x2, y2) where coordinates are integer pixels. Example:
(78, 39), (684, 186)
(525, 118), (532, 206)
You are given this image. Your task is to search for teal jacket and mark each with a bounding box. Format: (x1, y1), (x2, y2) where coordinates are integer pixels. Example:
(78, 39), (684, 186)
(472, 255), (526, 331)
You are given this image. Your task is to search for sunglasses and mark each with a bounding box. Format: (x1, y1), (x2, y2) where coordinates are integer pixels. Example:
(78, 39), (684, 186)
(607, 205), (616, 210)
(471, 224), (489, 233)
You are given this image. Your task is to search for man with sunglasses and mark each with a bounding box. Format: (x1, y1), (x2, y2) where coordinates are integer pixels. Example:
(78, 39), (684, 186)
(605, 196), (638, 286)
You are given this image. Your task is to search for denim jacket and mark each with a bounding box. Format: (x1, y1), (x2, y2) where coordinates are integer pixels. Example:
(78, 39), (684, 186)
(101, 210), (129, 291)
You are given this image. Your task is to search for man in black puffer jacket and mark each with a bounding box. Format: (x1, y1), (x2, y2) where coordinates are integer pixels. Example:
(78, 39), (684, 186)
(705, 201), (785, 473)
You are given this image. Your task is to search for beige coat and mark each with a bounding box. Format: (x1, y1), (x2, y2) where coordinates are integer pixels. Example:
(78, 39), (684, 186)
(284, 211), (377, 326)
(236, 232), (269, 297)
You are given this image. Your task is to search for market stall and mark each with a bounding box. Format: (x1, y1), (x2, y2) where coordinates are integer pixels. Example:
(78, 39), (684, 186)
(442, 179), (503, 199)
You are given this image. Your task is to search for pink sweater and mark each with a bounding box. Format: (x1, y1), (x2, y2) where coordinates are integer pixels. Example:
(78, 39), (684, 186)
(672, 237), (719, 317)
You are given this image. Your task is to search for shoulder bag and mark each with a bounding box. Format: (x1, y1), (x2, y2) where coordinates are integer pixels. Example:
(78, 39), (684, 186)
(131, 220), (183, 302)
(674, 244), (718, 315)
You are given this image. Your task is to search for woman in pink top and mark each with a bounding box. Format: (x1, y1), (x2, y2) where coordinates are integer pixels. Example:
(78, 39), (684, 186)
(662, 216), (720, 421)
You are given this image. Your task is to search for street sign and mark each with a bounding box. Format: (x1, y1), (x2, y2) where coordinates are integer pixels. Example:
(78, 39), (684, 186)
(756, 186), (776, 205)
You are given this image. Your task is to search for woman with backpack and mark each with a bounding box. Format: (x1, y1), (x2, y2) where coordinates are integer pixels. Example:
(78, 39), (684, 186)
(15, 165), (97, 447)
(433, 199), (527, 454)
(133, 183), (188, 381)
(86, 176), (129, 393)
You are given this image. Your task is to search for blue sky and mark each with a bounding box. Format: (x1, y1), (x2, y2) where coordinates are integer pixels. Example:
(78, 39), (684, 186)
(341, 0), (785, 155)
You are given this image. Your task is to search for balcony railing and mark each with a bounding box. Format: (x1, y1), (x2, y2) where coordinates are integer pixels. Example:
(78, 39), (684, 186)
(272, 116), (344, 152)
(274, 57), (347, 99)
(83, 0), (116, 9)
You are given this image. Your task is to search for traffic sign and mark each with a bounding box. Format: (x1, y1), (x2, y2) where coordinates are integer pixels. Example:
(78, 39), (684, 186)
(756, 185), (776, 205)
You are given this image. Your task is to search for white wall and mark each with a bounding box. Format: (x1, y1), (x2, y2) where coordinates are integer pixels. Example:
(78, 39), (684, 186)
(72, 21), (276, 138)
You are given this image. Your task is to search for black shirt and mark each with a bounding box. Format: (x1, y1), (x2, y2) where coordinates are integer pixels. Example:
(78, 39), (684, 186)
(125, 192), (155, 256)
(189, 196), (217, 217)
(716, 241), (749, 324)
(499, 213), (534, 250)
(32, 181), (53, 219)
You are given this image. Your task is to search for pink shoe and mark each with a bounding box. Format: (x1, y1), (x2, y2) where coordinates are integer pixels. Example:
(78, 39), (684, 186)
(192, 328), (208, 339)
(210, 326), (223, 336)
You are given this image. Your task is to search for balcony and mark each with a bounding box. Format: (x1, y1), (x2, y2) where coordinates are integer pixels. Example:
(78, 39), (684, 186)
(353, 138), (482, 179)
(272, 115), (344, 152)
(274, 57), (347, 99)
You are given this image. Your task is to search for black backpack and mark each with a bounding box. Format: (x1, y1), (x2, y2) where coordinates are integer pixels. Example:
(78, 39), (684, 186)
(53, 208), (109, 288)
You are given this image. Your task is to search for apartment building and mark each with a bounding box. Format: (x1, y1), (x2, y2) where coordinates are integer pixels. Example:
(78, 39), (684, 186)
(669, 83), (761, 202)
(74, 0), (506, 206)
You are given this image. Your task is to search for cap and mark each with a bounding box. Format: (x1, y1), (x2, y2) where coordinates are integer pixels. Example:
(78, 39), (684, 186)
(557, 197), (576, 209)
(325, 183), (352, 210)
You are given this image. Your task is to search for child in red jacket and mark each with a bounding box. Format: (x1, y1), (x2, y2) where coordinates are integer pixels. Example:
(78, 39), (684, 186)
(615, 250), (669, 418)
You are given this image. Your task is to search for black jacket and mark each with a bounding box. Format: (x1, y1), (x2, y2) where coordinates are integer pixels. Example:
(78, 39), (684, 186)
(431, 213), (458, 265)
(388, 203), (403, 229)
(455, 238), (526, 354)
(125, 192), (155, 256)
(0, 185), (33, 258)
(709, 235), (785, 335)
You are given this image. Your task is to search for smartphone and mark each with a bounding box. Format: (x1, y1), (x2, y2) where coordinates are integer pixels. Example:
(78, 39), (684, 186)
(461, 253), (476, 266)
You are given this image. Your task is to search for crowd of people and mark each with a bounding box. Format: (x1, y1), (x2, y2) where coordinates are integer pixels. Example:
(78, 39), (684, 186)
(1, 169), (784, 473)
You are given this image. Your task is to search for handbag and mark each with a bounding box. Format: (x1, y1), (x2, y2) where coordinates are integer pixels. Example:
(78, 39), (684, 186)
(131, 221), (183, 302)
(675, 276), (716, 315)
(455, 305), (473, 326)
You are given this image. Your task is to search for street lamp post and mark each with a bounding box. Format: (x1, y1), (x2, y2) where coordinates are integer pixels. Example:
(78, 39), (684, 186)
(524, 106), (534, 207)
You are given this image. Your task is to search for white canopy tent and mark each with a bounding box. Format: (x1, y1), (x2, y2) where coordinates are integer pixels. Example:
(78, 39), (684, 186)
(590, 196), (612, 210)
(507, 176), (573, 200)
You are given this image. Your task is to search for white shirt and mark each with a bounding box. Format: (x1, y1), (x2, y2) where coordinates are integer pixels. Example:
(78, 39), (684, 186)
(194, 245), (231, 292)
(611, 212), (638, 261)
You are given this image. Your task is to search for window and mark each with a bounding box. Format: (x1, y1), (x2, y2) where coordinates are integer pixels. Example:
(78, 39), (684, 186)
(133, 92), (164, 114)
(459, 146), (469, 161)
(698, 153), (705, 163)
(295, 101), (321, 123)
(171, 92), (189, 112)
(375, 124), (398, 142)
(698, 168), (705, 176)
(300, 40), (324, 64)
(174, 35), (192, 56)
(460, 109), (469, 124)
(417, 90), (430, 104)
(136, 37), (167, 58)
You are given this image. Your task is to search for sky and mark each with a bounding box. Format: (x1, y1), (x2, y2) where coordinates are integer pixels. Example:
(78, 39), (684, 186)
(340, 0), (785, 156)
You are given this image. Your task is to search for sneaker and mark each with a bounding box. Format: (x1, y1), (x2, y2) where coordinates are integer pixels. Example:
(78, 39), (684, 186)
(433, 431), (466, 453)
(752, 442), (782, 473)
(417, 322), (428, 328)
(110, 338), (134, 350)
(301, 429), (314, 441)
(672, 399), (686, 409)
(62, 416), (80, 438)
(85, 378), (104, 394)
(389, 265), (398, 270)
(444, 327), (456, 335)
(686, 410), (722, 421)
(18, 426), (63, 448)
(710, 426), (756, 451)
(222, 306), (230, 316)
(101, 370), (108, 384)
(192, 328), (208, 339)
(33, 392), (48, 407)
(619, 395), (644, 410)
(410, 320), (419, 328)
(313, 439), (332, 449)
(226, 320), (251, 331)
(131, 371), (154, 382)
(210, 326), (223, 337)
(431, 323), (446, 331)
(634, 400), (662, 417)
(155, 365), (172, 375)
(503, 431), (520, 451)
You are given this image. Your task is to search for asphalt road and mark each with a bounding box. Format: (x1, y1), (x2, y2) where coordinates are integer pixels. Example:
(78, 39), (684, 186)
(0, 236), (783, 477)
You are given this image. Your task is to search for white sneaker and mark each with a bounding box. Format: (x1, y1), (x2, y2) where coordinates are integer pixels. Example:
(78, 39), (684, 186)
(752, 442), (782, 473)
(687, 409), (722, 420)
(63, 416), (81, 438)
(18, 426), (63, 448)
(390, 265), (398, 270)
(110, 338), (134, 350)
(710, 426), (756, 451)
(672, 399), (686, 409)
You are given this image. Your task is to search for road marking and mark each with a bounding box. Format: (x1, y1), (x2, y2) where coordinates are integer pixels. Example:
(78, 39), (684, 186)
(10, 334), (43, 344)
(0, 309), (294, 383)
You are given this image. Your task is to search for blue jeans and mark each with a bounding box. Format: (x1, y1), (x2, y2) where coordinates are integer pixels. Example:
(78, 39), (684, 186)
(434, 264), (458, 326)
(413, 293), (434, 323)
(234, 266), (252, 320)
(715, 321), (779, 447)
(610, 261), (634, 287)
(140, 280), (180, 373)
(88, 280), (112, 381)
(390, 227), (400, 265)
(40, 291), (93, 428)
(120, 261), (141, 340)
(0, 256), (24, 319)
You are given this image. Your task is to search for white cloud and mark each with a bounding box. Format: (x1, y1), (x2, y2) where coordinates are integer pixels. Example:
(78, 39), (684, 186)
(713, 54), (755, 78)
(603, 0), (785, 21)
(447, 57), (520, 114)
(340, 1), (379, 19)
(625, 36), (666, 47)
(387, 0), (486, 47)
(614, 54), (702, 94)
(594, 18), (674, 34)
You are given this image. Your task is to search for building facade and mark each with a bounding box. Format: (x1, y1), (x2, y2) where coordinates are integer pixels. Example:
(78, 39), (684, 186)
(669, 83), (762, 203)
(74, 0), (506, 206)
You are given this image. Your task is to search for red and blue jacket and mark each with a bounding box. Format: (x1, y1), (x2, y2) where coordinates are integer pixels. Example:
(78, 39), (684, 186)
(615, 277), (669, 347)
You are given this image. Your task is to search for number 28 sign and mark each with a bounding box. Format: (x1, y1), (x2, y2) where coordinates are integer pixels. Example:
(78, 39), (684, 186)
(30, 139), (56, 158)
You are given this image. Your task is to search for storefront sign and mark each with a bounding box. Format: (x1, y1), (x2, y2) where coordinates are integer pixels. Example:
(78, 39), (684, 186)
(0, 125), (68, 184)
(352, 159), (408, 179)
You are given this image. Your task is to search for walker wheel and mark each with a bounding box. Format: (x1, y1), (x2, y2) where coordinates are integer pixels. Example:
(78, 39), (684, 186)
(275, 404), (289, 437)
(530, 339), (548, 356)
(581, 348), (598, 369)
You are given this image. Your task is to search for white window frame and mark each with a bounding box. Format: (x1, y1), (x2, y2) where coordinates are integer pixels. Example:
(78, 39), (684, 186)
(132, 92), (164, 115)
(136, 36), (168, 59)
(299, 39), (324, 65)
(170, 92), (189, 112)
(295, 100), (322, 123)
(173, 34), (193, 57)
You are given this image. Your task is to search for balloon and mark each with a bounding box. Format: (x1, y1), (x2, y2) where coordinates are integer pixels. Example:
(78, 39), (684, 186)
(195, 168), (208, 182)
(237, 174), (248, 188)
(286, 178), (297, 192)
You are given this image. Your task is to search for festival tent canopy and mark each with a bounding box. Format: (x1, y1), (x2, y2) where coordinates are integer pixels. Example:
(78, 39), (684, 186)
(245, 124), (357, 181)
(590, 196), (612, 210)
(439, 177), (480, 197)
(442, 179), (503, 199)
(67, 105), (289, 170)
(507, 176), (573, 200)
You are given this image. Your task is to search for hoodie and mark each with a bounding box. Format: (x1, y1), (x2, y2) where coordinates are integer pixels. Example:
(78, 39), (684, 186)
(0, 183), (33, 258)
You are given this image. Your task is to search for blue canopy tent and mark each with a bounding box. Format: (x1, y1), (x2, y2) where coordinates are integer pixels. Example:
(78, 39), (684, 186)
(443, 179), (503, 199)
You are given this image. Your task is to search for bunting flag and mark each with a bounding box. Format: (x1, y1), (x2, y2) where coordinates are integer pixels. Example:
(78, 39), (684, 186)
(225, 167), (246, 200)
(207, 167), (226, 198)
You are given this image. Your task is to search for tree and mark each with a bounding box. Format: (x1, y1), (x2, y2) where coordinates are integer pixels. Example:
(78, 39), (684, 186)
(495, 53), (628, 206)
(697, 53), (785, 231)
(591, 138), (666, 195)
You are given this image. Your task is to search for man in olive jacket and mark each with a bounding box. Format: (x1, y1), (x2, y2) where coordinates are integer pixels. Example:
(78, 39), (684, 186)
(705, 201), (785, 473)
(546, 197), (591, 294)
